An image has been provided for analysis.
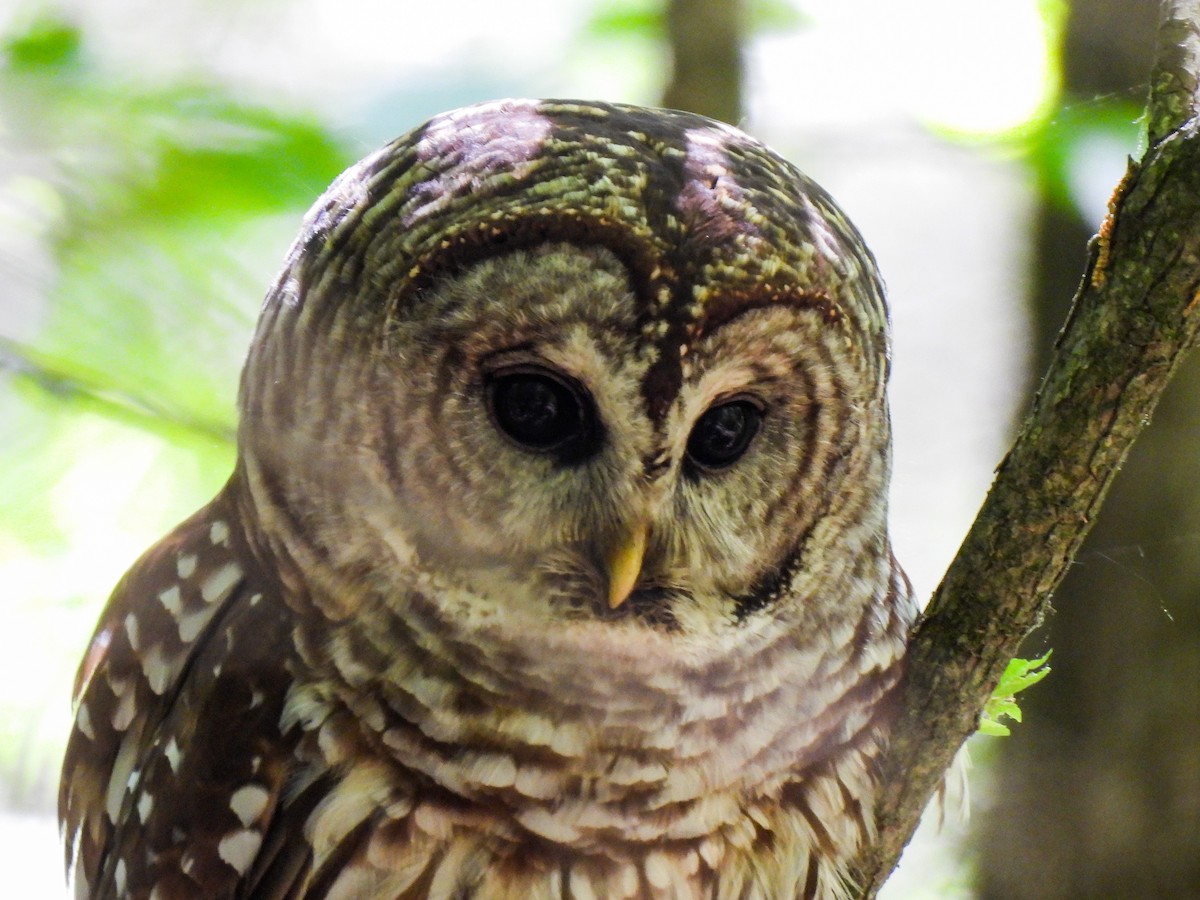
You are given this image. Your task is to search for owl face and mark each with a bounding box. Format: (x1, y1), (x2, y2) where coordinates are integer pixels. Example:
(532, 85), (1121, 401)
(349, 241), (885, 642)
(238, 99), (894, 650)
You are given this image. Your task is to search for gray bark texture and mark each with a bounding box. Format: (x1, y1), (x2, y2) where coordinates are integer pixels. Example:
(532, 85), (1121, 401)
(977, 1), (1200, 896)
(857, 1), (1200, 893)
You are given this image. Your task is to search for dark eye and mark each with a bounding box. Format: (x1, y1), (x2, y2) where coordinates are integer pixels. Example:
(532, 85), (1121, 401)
(686, 398), (763, 471)
(486, 367), (599, 460)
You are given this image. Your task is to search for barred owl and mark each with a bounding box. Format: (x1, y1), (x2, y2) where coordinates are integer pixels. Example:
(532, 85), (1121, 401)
(60, 99), (915, 900)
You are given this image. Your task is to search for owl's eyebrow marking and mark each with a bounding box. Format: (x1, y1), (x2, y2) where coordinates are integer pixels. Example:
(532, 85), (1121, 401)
(693, 286), (840, 337)
(398, 215), (669, 314)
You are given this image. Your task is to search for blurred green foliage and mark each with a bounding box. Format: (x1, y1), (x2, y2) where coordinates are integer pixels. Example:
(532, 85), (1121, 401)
(3, 18), (346, 444)
(0, 13), (348, 810)
(1028, 97), (1146, 212)
(0, 0), (1134, 823)
(586, 0), (806, 39)
(3, 14), (81, 69)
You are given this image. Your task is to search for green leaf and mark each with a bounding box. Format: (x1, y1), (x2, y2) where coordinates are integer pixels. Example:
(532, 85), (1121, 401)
(586, 0), (808, 41)
(3, 16), (81, 71)
(748, 0), (809, 33)
(980, 651), (1052, 737)
(587, 2), (664, 39)
(978, 718), (1012, 737)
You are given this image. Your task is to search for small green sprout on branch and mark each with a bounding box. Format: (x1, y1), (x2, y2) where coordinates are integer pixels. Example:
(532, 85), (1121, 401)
(978, 652), (1052, 737)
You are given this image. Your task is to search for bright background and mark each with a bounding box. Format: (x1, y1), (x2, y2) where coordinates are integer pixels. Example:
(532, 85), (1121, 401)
(0, 0), (1155, 896)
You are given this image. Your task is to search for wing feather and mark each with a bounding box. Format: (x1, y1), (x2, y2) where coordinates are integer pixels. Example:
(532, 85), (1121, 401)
(59, 487), (305, 899)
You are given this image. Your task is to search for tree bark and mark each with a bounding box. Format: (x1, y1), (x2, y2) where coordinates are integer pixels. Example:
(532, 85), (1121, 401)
(976, 2), (1200, 896)
(661, 0), (743, 124)
(857, 2), (1200, 893)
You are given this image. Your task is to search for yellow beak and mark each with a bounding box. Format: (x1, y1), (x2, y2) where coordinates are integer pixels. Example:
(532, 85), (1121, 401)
(606, 522), (648, 609)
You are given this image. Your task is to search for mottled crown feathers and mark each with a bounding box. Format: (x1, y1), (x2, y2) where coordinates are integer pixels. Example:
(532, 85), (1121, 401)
(245, 98), (891, 425)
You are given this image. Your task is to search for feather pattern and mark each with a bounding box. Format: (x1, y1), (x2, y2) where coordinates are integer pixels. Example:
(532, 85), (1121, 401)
(61, 99), (918, 899)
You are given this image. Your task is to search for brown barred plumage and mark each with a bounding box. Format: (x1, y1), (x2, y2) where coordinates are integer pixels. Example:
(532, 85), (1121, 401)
(60, 99), (917, 899)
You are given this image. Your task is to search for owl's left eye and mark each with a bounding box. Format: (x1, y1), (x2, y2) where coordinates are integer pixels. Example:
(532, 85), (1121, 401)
(486, 367), (600, 461)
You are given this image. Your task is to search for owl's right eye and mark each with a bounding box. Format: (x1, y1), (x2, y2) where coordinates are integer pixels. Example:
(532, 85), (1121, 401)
(486, 367), (600, 461)
(686, 397), (763, 472)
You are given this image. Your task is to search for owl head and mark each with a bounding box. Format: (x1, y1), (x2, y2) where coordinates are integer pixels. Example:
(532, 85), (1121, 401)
(236, 99), (895, 647)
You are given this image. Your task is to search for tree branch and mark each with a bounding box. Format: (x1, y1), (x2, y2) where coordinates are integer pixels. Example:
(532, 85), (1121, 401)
(662, 0), (743, 124)
(1150, 1), (1200, 143)
(858, 3), (1200, 893)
